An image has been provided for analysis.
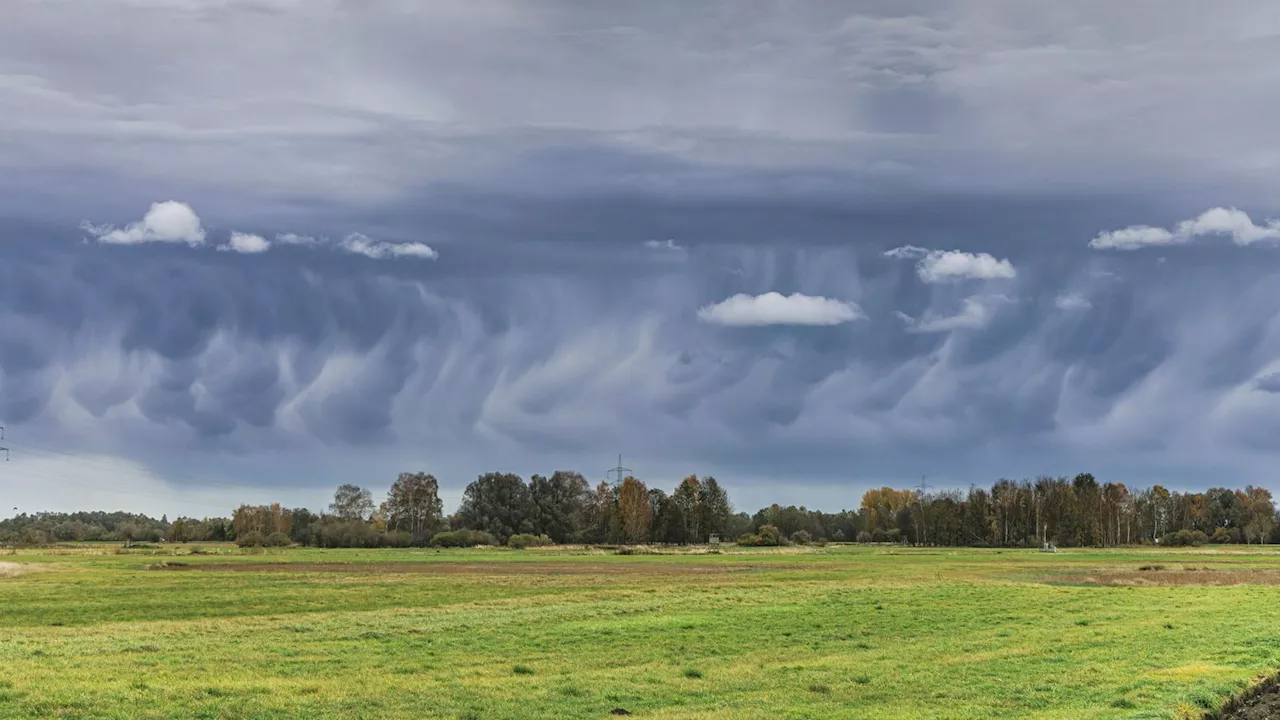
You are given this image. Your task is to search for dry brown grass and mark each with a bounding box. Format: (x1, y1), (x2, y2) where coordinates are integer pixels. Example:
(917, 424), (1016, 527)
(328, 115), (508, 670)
(148, 561), (788, 576)
(1051, 567), (1280, 586)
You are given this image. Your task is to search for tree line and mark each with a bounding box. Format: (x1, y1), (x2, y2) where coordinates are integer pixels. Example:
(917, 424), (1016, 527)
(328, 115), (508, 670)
(3, 471), (1278, 548)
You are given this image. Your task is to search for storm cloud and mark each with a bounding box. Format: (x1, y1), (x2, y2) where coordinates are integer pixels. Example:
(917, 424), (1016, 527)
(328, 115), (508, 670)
(4, 1), (1280, 515)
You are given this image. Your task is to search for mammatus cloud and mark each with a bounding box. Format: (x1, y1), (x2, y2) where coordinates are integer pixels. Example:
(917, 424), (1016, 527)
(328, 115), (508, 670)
(697, 292), (864, 327)
(1054, 292), (1091, 312)
(1091, 207), (1280, 250)
(219, 231), (270, 254)
(81, 201), (206, 246)
(885, 246), (1016, 283)
(339, 233), (438, 261)
(897, 296), (997, 333)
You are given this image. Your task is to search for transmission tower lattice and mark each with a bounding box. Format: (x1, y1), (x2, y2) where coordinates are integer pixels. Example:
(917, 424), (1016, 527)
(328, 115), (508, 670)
(606, 455), (632, 486)
(0, 426), (8, 462)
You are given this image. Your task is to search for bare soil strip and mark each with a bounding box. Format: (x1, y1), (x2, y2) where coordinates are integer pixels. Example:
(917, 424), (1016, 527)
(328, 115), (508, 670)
(1205, 674), (1280, 719)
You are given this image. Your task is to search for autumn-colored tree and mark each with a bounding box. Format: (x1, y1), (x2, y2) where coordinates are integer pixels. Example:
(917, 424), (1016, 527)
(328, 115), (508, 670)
(618, 477), (652, 543)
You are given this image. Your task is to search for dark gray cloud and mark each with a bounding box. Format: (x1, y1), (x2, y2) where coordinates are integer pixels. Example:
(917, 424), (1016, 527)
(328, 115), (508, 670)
(4, 1), (1280, 515)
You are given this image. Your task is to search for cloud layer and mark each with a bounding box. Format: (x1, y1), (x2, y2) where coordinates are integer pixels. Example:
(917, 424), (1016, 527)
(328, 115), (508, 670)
(6, 2), (1280, 515)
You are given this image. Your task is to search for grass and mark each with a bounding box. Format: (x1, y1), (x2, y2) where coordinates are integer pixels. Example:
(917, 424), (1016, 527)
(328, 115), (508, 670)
(2, 544), (1280, 718)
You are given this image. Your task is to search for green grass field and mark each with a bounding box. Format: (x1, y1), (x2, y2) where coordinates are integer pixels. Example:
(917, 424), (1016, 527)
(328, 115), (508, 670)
(2, 544), (1279, 719)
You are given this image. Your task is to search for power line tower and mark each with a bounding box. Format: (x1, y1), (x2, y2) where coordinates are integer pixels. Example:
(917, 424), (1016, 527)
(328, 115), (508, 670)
(915, 475), (933, 546)
(0, 426), (8, 462)
(606, 454), (632, 487)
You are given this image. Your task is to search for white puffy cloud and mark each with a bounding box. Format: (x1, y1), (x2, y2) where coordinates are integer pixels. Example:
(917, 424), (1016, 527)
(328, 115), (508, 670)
(886, 246), (1016, 283)
(81, 200), (206, 246)
(697, 292), (864, 327)
(918, 250), (1016, 283)
(1176, 207), (1280, 245)
(219, 231), (270, 254)
(897, 296), (995, 333)
(1054, 292), (1092, 311)
(339, 233), (438, 261)
(1092, 207), (1280, 250)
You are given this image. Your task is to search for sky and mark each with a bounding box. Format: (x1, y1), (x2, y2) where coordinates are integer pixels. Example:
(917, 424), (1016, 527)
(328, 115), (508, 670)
(5, 0), (1280, 518)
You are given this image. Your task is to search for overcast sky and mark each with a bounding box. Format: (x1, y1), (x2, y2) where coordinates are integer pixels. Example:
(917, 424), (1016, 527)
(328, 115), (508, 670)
(5, 0), (1280, 518)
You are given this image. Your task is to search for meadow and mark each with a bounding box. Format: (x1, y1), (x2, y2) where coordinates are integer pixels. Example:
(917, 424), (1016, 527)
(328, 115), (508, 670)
(2, 544), (1279, 719)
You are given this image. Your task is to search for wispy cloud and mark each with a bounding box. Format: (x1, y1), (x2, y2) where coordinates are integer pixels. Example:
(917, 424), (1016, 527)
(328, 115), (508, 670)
(1054, 292), (1091, 311)
(644, 239), (683, 251)
(339, 233), (438, 260)
(897, 296), (999, 333)
(697, 292), (864, 327)
(275, 232), (322, 246)
(81, 201), (206, 246)
(1091, 207), (1280, 250)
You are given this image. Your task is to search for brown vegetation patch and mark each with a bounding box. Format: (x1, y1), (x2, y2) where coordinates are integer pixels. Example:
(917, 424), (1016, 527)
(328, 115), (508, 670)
(148, 561), (779, 576)
(1050, 567), (1280, 587)
(0, 561), (26, 578)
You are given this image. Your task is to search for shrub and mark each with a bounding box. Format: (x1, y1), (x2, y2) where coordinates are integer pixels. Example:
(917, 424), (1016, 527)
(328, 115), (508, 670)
(382, 531), (413, 548)
(513, 665), (534, 675)
(264, 532), (290, 548)
(428, 529), (498, 548)
(682, 668), (703, 679)
(1161, 529), (1208, 547)
(235, 530), (265, 548)
(1209, 527), (1231, 544)
(856, 531), (872, 544)
(737, 525), (790, 547)
(790, 530), (812, 545)
(508, 534), (553, 549)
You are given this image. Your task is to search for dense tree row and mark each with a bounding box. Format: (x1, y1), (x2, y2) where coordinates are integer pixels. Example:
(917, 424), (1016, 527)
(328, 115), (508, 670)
(865, 475), (1278, 547)
(5, 471), (1279, 549)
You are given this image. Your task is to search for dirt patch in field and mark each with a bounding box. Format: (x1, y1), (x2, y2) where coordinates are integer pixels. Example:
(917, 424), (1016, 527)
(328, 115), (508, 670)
(1049, 567), (1280, 587)
(148, 561), (785, 576)
(1205, 675), (1280, 719)
(0, 561), (26, 578)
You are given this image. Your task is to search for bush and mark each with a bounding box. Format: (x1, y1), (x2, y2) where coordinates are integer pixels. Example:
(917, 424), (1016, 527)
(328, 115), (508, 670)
(235, 530), (265, 548)
(856, 531), (872, 544)
(382, 531), (413, 548)
(507, 534), (553, 549)
(737, 525), (790, 547)
(1161, 529), (1208, 547)
(264, 532), (290, 547)
(429, 529), (498, 548)
(790, 530), (812, 545)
